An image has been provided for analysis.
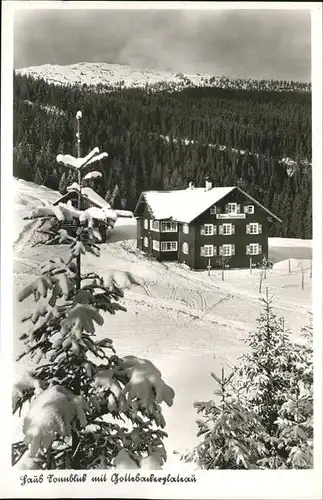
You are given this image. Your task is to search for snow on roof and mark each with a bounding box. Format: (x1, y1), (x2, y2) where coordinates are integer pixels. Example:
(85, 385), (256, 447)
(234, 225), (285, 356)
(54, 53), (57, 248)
(137, 186), (282, 223)
(114, 209), (134, 218)
(141, 186), (234, 223)
(53, 183), (118, 223)
(54, 182), (112, 210)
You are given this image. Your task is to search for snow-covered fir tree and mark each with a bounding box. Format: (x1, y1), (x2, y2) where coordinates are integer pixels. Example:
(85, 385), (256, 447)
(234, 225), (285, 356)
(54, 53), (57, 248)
(182, 293), (313, 470)
(12, 132), (175, 470)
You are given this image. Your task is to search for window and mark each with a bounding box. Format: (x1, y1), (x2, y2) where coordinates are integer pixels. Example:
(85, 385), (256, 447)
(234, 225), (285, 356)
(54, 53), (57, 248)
(222, 223), (232, 235)
(153, 240), (160, 251)
(204, 224), (214, 235)
(150, 220), (160, 232)
(200, 245), (216, 257)
(246, 243), (262, 255)
(201, 224), (216, 235)
(144, 219), (148, 230)
(227, 203), (238, 213)
(246, 223), (262, 235)
(244, 205), (254, 214)
(161, 221), (178, 232)
(210, 205), (217, 215)
(182, 242), (189, 254)
(183, 223), (189, 234)
(220, 244), (235, 256)
(219, 223), (235, 235)
(204, 245), (214, 257)
(144, 237), (148, 247)
(161, 241), (178, 252)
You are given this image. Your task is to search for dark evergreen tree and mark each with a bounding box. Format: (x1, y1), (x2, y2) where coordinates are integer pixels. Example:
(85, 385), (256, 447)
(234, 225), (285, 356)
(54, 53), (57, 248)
(58, 172), (68, 194)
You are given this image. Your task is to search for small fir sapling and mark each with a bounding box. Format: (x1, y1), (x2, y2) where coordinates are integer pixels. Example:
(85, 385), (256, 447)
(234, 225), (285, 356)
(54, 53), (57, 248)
(181, 369), (267, 469)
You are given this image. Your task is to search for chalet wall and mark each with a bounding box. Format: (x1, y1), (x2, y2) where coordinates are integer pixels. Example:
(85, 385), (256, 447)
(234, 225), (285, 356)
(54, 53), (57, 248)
(193, 189), (269, 269)
(178, 223), (196, 268)
(136, 217), (143, 251)
(140, 205), (159, 258)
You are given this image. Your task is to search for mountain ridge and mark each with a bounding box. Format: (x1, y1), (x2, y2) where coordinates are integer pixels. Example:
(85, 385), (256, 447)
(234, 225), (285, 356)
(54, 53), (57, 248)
(16, 62), (311, 93)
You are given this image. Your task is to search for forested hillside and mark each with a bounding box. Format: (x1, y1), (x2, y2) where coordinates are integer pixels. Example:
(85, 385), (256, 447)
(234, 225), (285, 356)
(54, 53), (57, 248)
(13, 73), (312, 238)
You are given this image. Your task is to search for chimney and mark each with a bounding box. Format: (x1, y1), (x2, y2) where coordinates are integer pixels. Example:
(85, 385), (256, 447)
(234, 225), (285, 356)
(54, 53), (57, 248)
(205, 176), (212, 191)
(188, 182), (195, 190)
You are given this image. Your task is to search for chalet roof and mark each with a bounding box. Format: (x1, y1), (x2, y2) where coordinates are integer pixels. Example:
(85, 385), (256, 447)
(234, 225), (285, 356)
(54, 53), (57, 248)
(54, 183), (110, 208)
(53, 183), (118, 222)
(135, 186), (282, 223)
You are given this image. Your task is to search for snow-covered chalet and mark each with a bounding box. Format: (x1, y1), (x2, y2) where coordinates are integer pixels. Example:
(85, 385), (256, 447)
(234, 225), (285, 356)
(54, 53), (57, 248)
(134, 179), (282, 269)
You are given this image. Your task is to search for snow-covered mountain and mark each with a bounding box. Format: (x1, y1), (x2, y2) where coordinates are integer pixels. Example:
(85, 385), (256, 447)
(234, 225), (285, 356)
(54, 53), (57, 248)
(16, 62), (311, 93)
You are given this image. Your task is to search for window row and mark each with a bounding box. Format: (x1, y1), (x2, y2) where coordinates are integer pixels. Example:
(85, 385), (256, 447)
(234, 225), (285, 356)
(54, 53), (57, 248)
(210, 203), (255, 215)
(144, 219), (261, 235)
(200, 222), (262, 235)
(143, 238), (178, 252)
(144, 219), (178, 232)
(144, 239), (263, 257)
(200, 244), (235, 257)
(200, 242), (262, 257)
(145, 219), (189, 234)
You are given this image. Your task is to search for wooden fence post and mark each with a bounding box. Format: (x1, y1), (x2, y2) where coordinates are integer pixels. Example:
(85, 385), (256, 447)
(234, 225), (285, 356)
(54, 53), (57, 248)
(301, 263), (305, 290)
(259, 270), (263, 293)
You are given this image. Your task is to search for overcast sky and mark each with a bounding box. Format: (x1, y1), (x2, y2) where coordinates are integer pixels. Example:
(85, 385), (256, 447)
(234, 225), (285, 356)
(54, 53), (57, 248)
(14, 8), (311, 81)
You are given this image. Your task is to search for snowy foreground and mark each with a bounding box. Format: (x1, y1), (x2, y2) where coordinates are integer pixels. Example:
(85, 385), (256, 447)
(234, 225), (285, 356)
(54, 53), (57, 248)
(12, 179), (312, 468)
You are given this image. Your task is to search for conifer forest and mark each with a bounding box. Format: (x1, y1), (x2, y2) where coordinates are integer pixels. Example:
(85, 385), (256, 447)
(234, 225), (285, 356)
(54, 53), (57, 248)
(13, 73), (312, 239)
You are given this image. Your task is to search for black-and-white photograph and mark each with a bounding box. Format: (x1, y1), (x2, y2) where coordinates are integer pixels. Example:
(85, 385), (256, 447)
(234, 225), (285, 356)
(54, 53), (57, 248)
(1, 0), (322, 497)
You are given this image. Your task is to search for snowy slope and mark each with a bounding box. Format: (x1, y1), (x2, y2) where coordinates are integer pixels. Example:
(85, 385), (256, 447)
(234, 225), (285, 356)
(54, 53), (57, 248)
(12, 178), (312, 466)
(16, 62), (311, 93)
(155, 134), (312, 171)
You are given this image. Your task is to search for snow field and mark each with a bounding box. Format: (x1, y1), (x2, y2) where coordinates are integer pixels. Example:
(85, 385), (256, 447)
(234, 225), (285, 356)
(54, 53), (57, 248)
(12, 179), (312, 466)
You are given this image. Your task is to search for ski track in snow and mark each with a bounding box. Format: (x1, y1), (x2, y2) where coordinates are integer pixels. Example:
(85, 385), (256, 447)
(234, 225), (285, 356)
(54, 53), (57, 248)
(12, 178), (312, 466)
